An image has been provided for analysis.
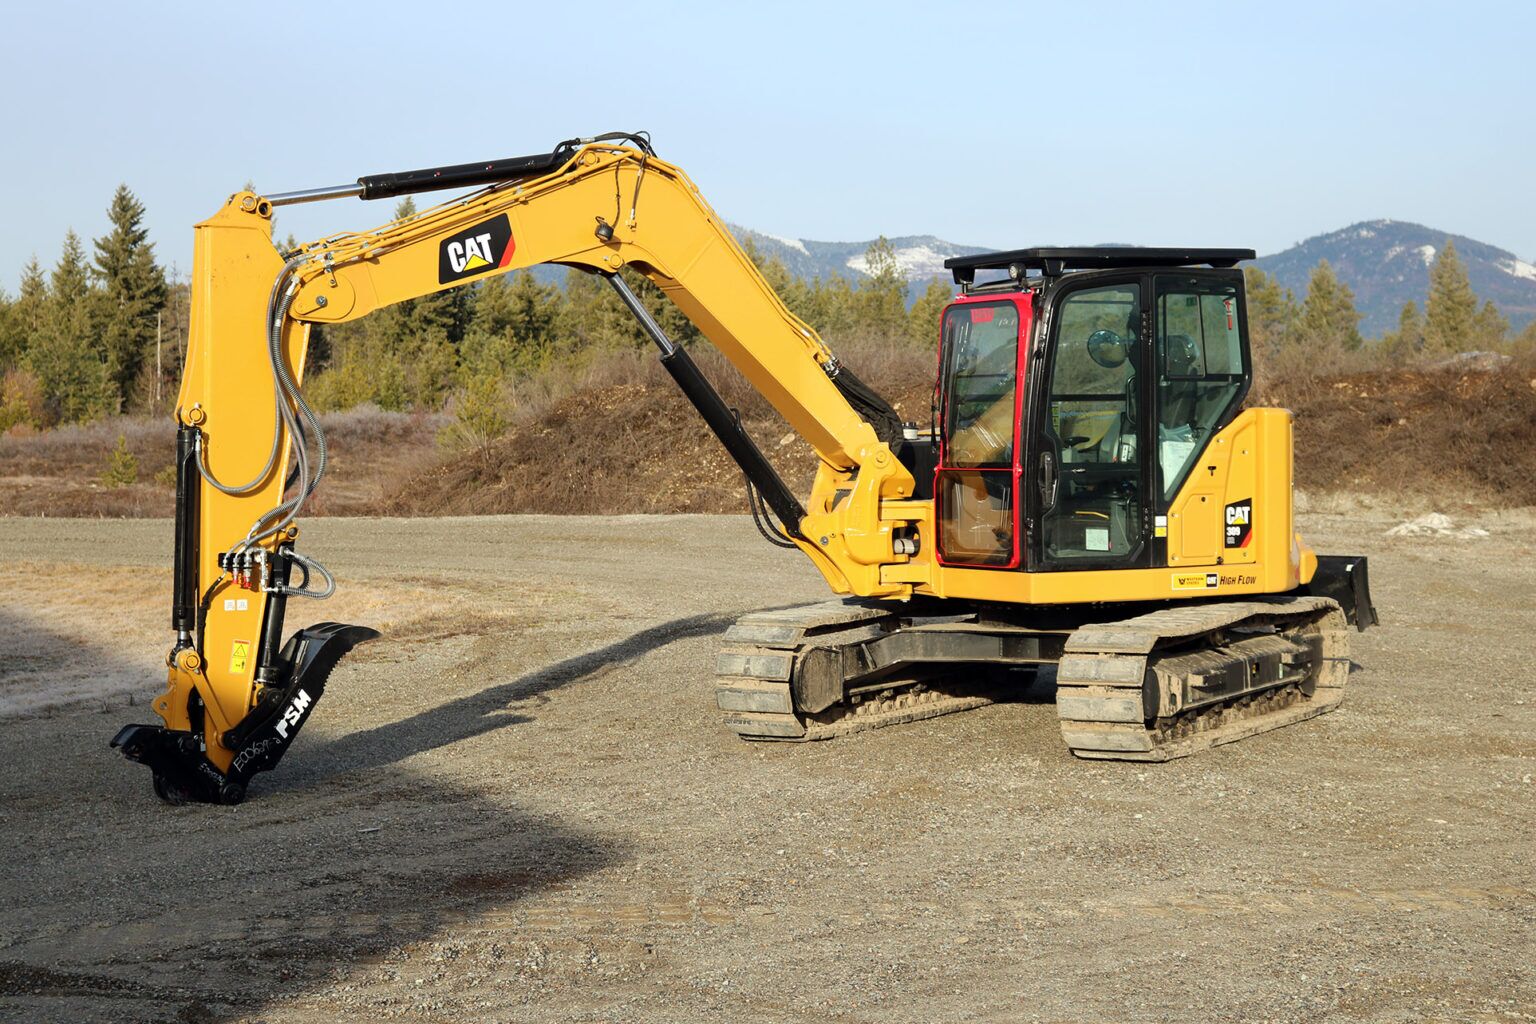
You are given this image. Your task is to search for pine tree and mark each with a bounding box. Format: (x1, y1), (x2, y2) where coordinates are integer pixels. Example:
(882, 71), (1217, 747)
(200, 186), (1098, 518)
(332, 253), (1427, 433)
(100, 433), (139, 487)
(15, 257), (48, 335)
(1241, 267), (1297, 365)
(558, 265), (696, 351)
(1379, 300), (1424, 365)
(1514, 318), (1536, 363)
(803, 274), (858, 339)
(439, 374), (510, 458)
(5, 258), (49, 367)
(26, 231), (114, 423)
(93, 185), (168, 406)
(907, 278), (952, 347)
(1423, 240), (1479, 357)
(0, 260), (49, 423)
(740, 238), (811, 321)
(1472, 300), (1508, 351)
(392, 196), (477, 348)
(561, 266), (642, 349)
(462, 271), (565, 378)
(855, 236), (908, 337)
(0, 291), (16, 371)
(502, 271), (564, 348)
(1296, 259), (1362, 352)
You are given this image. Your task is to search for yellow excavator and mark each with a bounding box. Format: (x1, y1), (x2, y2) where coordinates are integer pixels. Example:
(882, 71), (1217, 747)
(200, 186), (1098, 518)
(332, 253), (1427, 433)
(112, 133), (1376, 804)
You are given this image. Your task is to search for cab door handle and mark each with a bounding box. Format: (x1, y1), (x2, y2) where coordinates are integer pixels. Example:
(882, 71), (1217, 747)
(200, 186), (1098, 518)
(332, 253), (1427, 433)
(1039, 450), (1059, 513)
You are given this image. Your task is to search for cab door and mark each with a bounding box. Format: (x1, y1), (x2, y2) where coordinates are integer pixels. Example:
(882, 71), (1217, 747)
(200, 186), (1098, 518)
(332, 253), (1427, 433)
(1151, 271), (1252, 564)
(934, 298), (1028, 568)
(1029, 276), (1151, 569)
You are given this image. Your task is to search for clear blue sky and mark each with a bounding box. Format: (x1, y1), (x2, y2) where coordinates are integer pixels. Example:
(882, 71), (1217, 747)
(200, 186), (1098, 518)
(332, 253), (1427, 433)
(2, 1), (1530, 288)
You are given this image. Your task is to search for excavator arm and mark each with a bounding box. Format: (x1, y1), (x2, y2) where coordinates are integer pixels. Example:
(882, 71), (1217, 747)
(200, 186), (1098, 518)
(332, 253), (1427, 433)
(112, 137), (929, 804)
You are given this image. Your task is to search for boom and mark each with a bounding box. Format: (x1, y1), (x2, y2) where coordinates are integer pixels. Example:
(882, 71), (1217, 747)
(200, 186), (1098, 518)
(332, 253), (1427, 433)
(112, 137), (928, 803)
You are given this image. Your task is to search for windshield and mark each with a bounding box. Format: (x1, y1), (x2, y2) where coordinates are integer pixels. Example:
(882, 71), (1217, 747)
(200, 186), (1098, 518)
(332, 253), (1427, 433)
(941, 301), (1020, 468)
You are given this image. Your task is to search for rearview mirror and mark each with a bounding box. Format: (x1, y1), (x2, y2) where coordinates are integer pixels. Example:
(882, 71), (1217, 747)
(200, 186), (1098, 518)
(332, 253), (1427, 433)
(1086, 329), (1128, 369)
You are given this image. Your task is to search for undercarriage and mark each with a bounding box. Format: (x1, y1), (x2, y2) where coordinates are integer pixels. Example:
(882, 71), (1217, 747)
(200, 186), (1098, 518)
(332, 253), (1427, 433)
(716, 571), (1373, 760)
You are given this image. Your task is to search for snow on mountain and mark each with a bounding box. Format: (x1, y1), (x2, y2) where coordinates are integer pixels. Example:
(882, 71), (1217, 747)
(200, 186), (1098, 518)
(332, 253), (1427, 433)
(1501, 257), (1536, 282)
(844, 244), (955, 279)
(757, 231), (809, 257)
(727, 225), (992, 301)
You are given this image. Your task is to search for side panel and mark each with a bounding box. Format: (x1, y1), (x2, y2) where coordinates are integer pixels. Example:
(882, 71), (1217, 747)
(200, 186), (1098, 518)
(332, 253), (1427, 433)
(1167, 415), (1259, 568)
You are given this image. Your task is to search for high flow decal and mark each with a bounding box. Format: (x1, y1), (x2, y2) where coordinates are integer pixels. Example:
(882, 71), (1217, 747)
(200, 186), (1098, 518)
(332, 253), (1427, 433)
(1225, 498), (1253, 548)
(438, 215), (515, 284)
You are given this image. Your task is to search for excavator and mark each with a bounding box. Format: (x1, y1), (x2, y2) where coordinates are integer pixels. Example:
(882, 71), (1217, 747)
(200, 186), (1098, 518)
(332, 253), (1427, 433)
(112, 133), (1377, 805)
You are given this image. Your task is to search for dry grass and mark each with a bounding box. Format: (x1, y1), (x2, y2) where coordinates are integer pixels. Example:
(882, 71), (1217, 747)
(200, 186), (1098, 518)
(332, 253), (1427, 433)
(0, 418), (176, 517)
(0, 407), (446, 518)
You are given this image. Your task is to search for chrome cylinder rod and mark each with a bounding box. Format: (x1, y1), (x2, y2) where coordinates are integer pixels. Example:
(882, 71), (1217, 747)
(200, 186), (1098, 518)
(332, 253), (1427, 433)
(265, 183), (366, 207)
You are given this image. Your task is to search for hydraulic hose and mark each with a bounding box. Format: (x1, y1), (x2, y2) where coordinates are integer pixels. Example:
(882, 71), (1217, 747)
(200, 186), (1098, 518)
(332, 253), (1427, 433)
(222, 255), (334, 599)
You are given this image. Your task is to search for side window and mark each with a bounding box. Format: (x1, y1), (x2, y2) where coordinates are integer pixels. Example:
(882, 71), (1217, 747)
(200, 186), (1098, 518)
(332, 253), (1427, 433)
(1154, 276), (1248, 500)
(937, 301), (1022, 567)
(1050, 285), (1140, 466)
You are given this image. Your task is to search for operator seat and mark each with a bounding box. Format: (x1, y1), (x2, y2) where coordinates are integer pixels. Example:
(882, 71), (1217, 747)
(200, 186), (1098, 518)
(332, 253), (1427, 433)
(1161, 334), (1200, 431)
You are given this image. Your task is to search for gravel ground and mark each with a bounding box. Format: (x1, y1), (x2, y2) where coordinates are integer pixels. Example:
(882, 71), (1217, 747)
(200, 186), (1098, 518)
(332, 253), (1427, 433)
(0, 511), (1532, 1023)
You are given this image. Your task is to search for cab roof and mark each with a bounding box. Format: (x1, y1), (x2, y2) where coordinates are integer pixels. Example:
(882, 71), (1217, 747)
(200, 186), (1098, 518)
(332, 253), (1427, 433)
(944, 247), (1255, 287)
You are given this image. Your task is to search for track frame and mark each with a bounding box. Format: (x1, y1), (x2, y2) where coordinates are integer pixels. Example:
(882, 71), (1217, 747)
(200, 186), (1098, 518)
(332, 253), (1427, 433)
(715, 595), (1353, 758)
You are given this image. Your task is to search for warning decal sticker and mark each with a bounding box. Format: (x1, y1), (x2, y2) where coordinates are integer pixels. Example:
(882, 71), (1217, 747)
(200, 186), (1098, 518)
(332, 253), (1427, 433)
(229, 640), (251, 674)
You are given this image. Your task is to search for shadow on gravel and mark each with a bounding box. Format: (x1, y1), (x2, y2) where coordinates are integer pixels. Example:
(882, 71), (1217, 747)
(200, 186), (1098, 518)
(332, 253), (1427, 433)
(0, 789), (615, 1024)
(0, 608), (626, 1024)
(272, 612), (736, 792)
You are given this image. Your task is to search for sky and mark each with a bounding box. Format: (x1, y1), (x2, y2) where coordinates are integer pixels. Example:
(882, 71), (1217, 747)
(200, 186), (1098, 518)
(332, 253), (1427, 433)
(2, 1), (1531, 288)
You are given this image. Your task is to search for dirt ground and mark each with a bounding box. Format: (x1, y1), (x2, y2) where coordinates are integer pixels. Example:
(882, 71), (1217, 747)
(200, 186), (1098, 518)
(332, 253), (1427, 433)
(0, 510), (1532, 1023)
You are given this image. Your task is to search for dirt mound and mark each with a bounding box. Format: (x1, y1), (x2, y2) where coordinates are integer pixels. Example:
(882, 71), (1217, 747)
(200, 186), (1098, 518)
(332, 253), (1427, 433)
(384, 344), (936, 517)
(1262, 365), (1536, 506)
(393, 363), (1536, 516)
(384, 381), (817, 516)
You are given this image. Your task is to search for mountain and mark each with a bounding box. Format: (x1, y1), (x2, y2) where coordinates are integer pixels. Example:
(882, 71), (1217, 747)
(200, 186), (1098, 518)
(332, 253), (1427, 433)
(735, 221), (1536, 336)
(1252, 220), (1536, 335)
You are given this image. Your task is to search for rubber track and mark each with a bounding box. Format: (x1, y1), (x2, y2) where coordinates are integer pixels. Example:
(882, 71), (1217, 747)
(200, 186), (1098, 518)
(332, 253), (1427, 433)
(715, 601), (995, 741)
(1056, 596), (1351, 761)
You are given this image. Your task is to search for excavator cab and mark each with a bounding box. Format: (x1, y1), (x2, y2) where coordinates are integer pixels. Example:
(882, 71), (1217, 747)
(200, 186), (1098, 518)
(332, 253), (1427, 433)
(934, 248), (1255, 573)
